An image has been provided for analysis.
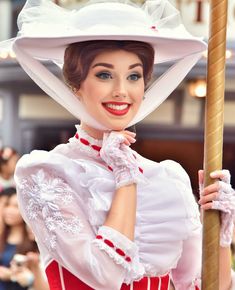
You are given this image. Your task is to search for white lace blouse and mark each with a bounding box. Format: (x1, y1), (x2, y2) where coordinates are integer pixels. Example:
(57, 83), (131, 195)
(14, 126), (202, 290)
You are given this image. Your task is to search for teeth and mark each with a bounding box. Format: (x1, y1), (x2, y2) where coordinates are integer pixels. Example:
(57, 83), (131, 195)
(105, 104), (128, 110)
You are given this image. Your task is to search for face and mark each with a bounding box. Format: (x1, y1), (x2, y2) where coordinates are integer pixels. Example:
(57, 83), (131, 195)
(77, 50), (145, 136)
(1, 154), (19, 176)
(3, 194), (24, 227)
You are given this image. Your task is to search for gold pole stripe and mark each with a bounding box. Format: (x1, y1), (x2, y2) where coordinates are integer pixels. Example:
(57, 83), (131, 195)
(202, 0), (228, 289)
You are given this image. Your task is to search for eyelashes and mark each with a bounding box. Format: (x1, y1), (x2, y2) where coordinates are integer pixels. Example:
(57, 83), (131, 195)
(95, 72), (112, 80)
(128, 73), (142, 81)
(95, 71), (143, 81)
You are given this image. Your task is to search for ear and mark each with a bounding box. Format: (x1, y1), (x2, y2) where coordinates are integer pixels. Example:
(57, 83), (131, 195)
(76, 90), (83, 101)
(72, 86), (83, 101)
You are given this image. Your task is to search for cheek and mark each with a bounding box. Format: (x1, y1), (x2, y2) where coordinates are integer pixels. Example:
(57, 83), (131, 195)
(83, 85), (107, 107)
(134, 86), (145, 104)
(80, 83), (97, 104)
(4, 208), (23, 220)
(12, 211), (24, 223)
(7, 160), (15, 171)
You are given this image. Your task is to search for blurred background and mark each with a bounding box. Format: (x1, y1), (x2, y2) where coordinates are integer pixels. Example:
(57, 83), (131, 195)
(0, 0), (234, 193)
(0, 0), (235, 286)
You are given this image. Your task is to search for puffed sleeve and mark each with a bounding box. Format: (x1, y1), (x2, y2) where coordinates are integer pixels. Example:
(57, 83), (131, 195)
(161, 160), (202, 290)
(14, 150), (141, 290)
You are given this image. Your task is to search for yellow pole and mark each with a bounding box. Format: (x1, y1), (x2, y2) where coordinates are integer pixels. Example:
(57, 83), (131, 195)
(202, 0), (228, 289)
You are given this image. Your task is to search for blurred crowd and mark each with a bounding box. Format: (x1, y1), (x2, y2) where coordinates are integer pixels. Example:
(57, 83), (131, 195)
(0, 147), (49, 290)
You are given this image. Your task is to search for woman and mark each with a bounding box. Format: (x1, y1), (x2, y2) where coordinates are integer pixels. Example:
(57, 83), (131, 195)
(2, 0), (235, 289)
(0, 148), (19, 192)
(0, 187), (37, 290)
(10, 235), (50, 290)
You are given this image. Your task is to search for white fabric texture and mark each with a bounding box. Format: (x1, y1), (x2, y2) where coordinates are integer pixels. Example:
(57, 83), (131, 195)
(230, 270), (235, 290)
(100, 131), (147, 188)
(15, 126), (202, 289)
(211, 171), (235, 247)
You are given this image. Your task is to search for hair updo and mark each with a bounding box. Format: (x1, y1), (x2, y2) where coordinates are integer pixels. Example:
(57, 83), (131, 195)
(63, 40), (155, 90)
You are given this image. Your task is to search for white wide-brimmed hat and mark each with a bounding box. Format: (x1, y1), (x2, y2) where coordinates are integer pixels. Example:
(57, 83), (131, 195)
(0, 0), (207, 129)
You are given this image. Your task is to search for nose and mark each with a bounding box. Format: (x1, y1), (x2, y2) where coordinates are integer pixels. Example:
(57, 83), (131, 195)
(112, 79), (127, 98)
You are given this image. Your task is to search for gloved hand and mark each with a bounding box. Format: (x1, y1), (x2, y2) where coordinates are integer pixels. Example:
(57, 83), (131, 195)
(100, 131), (145, 189)
(199, 170), (235, 247)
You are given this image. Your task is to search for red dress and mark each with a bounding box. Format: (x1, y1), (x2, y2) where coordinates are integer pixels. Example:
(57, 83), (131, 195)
(46, 260), (170, 290)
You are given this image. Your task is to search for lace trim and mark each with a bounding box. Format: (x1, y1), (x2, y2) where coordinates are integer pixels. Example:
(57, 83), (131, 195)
(93, 237), (132, 271)
(96, 235), (132, 261)
(76, 125), (103, 146)
(18, 169), (83, 250)
(69, 125), (103, 159)
(93, 226), (145, 283)
(143, 263), (170, 278)
(69, 126), (145, 179)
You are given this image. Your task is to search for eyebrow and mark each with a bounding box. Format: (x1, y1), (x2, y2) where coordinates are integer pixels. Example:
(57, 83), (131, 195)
(91, 62), (143, 69)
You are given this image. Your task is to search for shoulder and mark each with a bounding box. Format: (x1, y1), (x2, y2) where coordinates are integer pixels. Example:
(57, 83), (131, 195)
(14, 149), (86, 218)
(14, 147), (85, 189)
(134, 151), (191, 187)
(160, 159), (191, 187)
(15, 149), (68, 175)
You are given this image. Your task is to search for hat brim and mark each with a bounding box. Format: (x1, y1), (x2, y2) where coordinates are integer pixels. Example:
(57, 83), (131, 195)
(15, 33), (206, 65)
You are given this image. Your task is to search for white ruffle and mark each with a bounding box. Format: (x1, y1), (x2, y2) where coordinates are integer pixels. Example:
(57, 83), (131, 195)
(68, 125), (103, 159)
(72, 146), (201, 277)
(93, 226), (145, 283)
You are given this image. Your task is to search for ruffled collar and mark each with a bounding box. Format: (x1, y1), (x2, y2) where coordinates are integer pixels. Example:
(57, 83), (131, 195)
(69, 125), (103, 159)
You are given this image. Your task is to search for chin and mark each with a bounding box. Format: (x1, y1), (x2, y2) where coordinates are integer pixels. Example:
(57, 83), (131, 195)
(103, 117), (132, 131)
(107, 122), (129, 131)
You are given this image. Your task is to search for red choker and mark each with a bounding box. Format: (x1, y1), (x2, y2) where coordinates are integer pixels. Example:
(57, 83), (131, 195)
(75, 133), (102, 152)
(74, 131), (143, 174)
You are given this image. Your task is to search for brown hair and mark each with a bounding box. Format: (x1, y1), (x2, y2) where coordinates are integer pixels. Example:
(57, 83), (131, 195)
(63, 40), (155, 90)
(0, 189), (38, 254)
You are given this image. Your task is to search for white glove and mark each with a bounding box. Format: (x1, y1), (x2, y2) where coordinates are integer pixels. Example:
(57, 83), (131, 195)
(209, 170), (235, 247)
(100, 131), (145, 189)
(230, 270), (235, 290)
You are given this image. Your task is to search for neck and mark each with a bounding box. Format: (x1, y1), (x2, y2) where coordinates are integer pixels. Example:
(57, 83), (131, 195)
(80, 122), (105, 139)
(0, 171), (11, 180)
(7, 224), (24, 244)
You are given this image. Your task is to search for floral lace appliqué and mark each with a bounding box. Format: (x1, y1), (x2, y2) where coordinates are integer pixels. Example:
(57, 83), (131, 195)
(19, 169), (83, 250)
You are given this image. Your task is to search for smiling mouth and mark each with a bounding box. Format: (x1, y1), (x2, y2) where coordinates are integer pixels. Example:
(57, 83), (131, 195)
(102, 102), (131, 116)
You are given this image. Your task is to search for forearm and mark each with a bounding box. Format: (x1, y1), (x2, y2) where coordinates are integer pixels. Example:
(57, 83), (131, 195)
(220, 246), (232, 290)
(31, 266), (49, 290)
(104, 184), (137, 241)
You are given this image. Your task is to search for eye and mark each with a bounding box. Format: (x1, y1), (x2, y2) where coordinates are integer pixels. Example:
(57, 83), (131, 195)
(95, 72), (112, 80)
(128, 73), (142, 81)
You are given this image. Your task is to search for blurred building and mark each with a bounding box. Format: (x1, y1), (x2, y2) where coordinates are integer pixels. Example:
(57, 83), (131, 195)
(0, 0), (235, 190)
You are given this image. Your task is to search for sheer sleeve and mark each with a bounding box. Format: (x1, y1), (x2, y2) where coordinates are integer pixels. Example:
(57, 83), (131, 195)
(161, 160), (202, 290)
(171, 228), (202, 290)
(14, 150), (140, 290)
